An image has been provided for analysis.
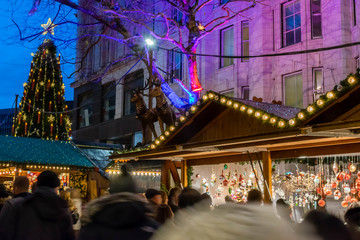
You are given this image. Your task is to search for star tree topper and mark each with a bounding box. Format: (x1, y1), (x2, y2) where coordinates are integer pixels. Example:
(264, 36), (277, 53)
(41, 18), (56, 35)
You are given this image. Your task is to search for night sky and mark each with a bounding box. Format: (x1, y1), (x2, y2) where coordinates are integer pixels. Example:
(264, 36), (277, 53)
(0, 1), (76, 109)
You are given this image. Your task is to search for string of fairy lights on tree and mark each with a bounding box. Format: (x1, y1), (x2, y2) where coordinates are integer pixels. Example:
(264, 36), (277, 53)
(13, 39), (71, 141)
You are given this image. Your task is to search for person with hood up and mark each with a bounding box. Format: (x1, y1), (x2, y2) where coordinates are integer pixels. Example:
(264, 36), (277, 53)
(78, 164), (159, 240)
(0, 170), (75, 240)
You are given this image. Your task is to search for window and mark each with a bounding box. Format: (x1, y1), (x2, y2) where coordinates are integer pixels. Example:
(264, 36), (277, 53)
(172, 8), (183, 24)
(283, 72), (303, 108)
(311, 0), (322, 38)
(123, 70), (144, 116)
(168, 48), (183, 82)
(78, 91), (93, 128)
(353, 0), (357, 26)
(356, 57), (360, 70)
(282, 0), (301, 47)
(102, 83), (116, 121)
(241, 21), (250, 62)
(220, 27), (234, 68)
(220, 89), (234, 97)
(241, 86), (250, 100)
(313, 68), (323, 100)
(221, 0), (230, 4)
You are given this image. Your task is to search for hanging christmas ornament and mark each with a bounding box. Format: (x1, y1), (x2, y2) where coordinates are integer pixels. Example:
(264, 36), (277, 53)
(344, 195), (351, 202)
(318, 199), (326, 207)
(219, 170), (225, 181)
(341, 201), (349, 208)
(325, 189), (332, 196)
(357, 171), (360, 178)
(331, 181), (337, 189)
(249, 172), (255, 179)
(333, 162), (339, 174)
(344, 173), (351, 181)
(224, 164), (228, 170)
(336, 173), (343, 181)
(349, 163), (356, 173)
(351, 188), (357, 194)
(350, 198), (358, 203)
(334, 190), (342, 200)
(223, 179), (229, 187)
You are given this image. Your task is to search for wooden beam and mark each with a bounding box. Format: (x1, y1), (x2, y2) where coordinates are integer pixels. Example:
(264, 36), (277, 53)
(262, 151), (272, 203)
(181, 160), (188, 187)
(187, 153), (261, 166)
(161, 161), (171, 190)
(169, 161), (181, 187)
(271, 142), (360, 159)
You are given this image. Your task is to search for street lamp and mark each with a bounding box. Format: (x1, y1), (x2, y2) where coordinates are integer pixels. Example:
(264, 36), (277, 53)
(145, 38), (154, 46)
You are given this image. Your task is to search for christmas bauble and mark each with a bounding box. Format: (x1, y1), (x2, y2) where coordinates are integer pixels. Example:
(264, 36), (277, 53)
(341, 201), (349, 208)
(318, 199), (326, 207)
(350, 198), (358, 203)
(349, 164), (356, 173)
(351, 188), (357, 194)
(344, 195), (351, 201)
(334, 190), (342, 199)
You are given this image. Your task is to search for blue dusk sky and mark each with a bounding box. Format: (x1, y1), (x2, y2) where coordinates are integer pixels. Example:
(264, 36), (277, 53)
(0, 1), (76, 109)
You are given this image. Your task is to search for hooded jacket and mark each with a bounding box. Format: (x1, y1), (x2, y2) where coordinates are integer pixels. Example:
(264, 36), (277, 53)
(0, 186), (75, 240)
(78, 192), (159, 240)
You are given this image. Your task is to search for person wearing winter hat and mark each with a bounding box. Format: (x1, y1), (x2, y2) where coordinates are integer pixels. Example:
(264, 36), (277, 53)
(0, 170), (75, 240)
(78, 164), (159, 240)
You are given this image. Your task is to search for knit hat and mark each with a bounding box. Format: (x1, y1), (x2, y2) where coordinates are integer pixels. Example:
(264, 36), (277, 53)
(145, 189), (161, 200)
(37, 170), (60, 188)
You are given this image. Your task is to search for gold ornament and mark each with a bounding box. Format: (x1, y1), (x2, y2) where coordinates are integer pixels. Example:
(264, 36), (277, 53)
(48, 115), (55, 123)
(50, 83), (55, 88)
(41, 18), (57, 35)
(23, 83), (27, 87)
(39, 81), (45, 86)
(349, 163), (356, 173)
(22, 114), (27, 121)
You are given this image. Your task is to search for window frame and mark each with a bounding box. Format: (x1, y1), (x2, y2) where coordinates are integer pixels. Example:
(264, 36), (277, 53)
(282, 0), (301, 47)
(101, 82), (116, 122)
(310, 0), (322, 39)
(312, 67), (324, 101)
(220, 25), (234, 68)
(353, 0), (357, 26)
(123, 70), (144, 116)
(168, 48), (183, 82)
(241, 86), (250, 100)
(282, 71), (303, 108)
(77, 91), (93, 129)
(241, 21), (250, 62)
(356, 57), (360, 70)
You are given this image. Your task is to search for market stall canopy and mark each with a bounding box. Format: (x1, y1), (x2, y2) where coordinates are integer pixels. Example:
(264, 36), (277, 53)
(111, 71), (360, 162)
(0, 136), (95, 169)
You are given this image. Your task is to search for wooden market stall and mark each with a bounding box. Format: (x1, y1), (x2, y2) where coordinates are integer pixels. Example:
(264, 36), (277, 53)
(0, 135), (105, 199)
(111, 72), (360, 205)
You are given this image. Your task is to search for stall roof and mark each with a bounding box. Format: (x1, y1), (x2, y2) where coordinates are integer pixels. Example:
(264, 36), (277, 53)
(0, 135), (95, 167)
(111, 71), (360, 161)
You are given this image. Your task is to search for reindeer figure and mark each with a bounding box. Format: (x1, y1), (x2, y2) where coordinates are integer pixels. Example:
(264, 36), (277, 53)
(131, 90), (158, 144)
(149, 84), (176, 134)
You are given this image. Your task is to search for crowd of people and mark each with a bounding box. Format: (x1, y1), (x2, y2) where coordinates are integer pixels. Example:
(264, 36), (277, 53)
(0, 168), (359, 240)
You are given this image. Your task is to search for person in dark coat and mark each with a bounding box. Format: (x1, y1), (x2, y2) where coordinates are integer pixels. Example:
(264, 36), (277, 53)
(168, 187), (181, 213)
(78, 165), (159, 240)
(0, 183), (10, 213)
(0, 170), (75, 240)
(0, 176), (32, 217)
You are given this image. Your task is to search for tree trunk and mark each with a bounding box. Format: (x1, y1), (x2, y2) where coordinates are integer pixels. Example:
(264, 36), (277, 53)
(186, 54), (203, 92)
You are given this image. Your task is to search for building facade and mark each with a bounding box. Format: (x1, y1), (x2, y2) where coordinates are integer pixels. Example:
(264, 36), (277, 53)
(72, 0), (360, 145)
(0, 108), (15, 136)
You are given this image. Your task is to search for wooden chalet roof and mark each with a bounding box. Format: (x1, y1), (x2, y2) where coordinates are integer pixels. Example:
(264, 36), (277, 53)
(111, 71), (360, 162)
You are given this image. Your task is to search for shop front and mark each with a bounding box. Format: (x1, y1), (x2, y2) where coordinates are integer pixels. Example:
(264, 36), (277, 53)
(111, 72), (360, 219)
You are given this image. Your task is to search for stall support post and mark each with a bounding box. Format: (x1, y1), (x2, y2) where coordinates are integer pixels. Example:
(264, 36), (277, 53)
(161, 160), (171, 190)
(181, 160), (188, 187)
(262, 151), (272, 203)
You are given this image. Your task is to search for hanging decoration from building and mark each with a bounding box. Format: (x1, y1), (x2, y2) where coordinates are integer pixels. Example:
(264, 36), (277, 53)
(13, 39), (71, 140)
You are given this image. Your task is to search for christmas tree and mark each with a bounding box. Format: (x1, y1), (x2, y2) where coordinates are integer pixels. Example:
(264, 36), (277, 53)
(13, 39), (71, 140)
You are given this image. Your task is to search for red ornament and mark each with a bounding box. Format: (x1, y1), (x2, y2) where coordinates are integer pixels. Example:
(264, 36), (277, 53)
(344, 174), (351, 181)
(318, 199), (326, 207)
(357, 171), (360, 178)
(351, 198), (358, 203)
(50, 123), (53, 136)
(49, 101), (52, 112)
(31, 79), (35, 90)
(24, 122), (27, 135)
(60, 114), (63, 126)
(37, 111), (41, 124)
(351, 188), (357, 194)
(46, 80), (50, 91)
(325, 189), (332, 196)
(345, 195), (351, 202)
(331, 182), (337, 189)
(341, 201), (349, 208)
(337, 173), (343, 181)
(334, 190), (342, 199)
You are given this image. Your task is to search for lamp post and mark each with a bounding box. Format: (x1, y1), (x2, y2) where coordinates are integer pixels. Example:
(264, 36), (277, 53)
(145, 38), (154, 109)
